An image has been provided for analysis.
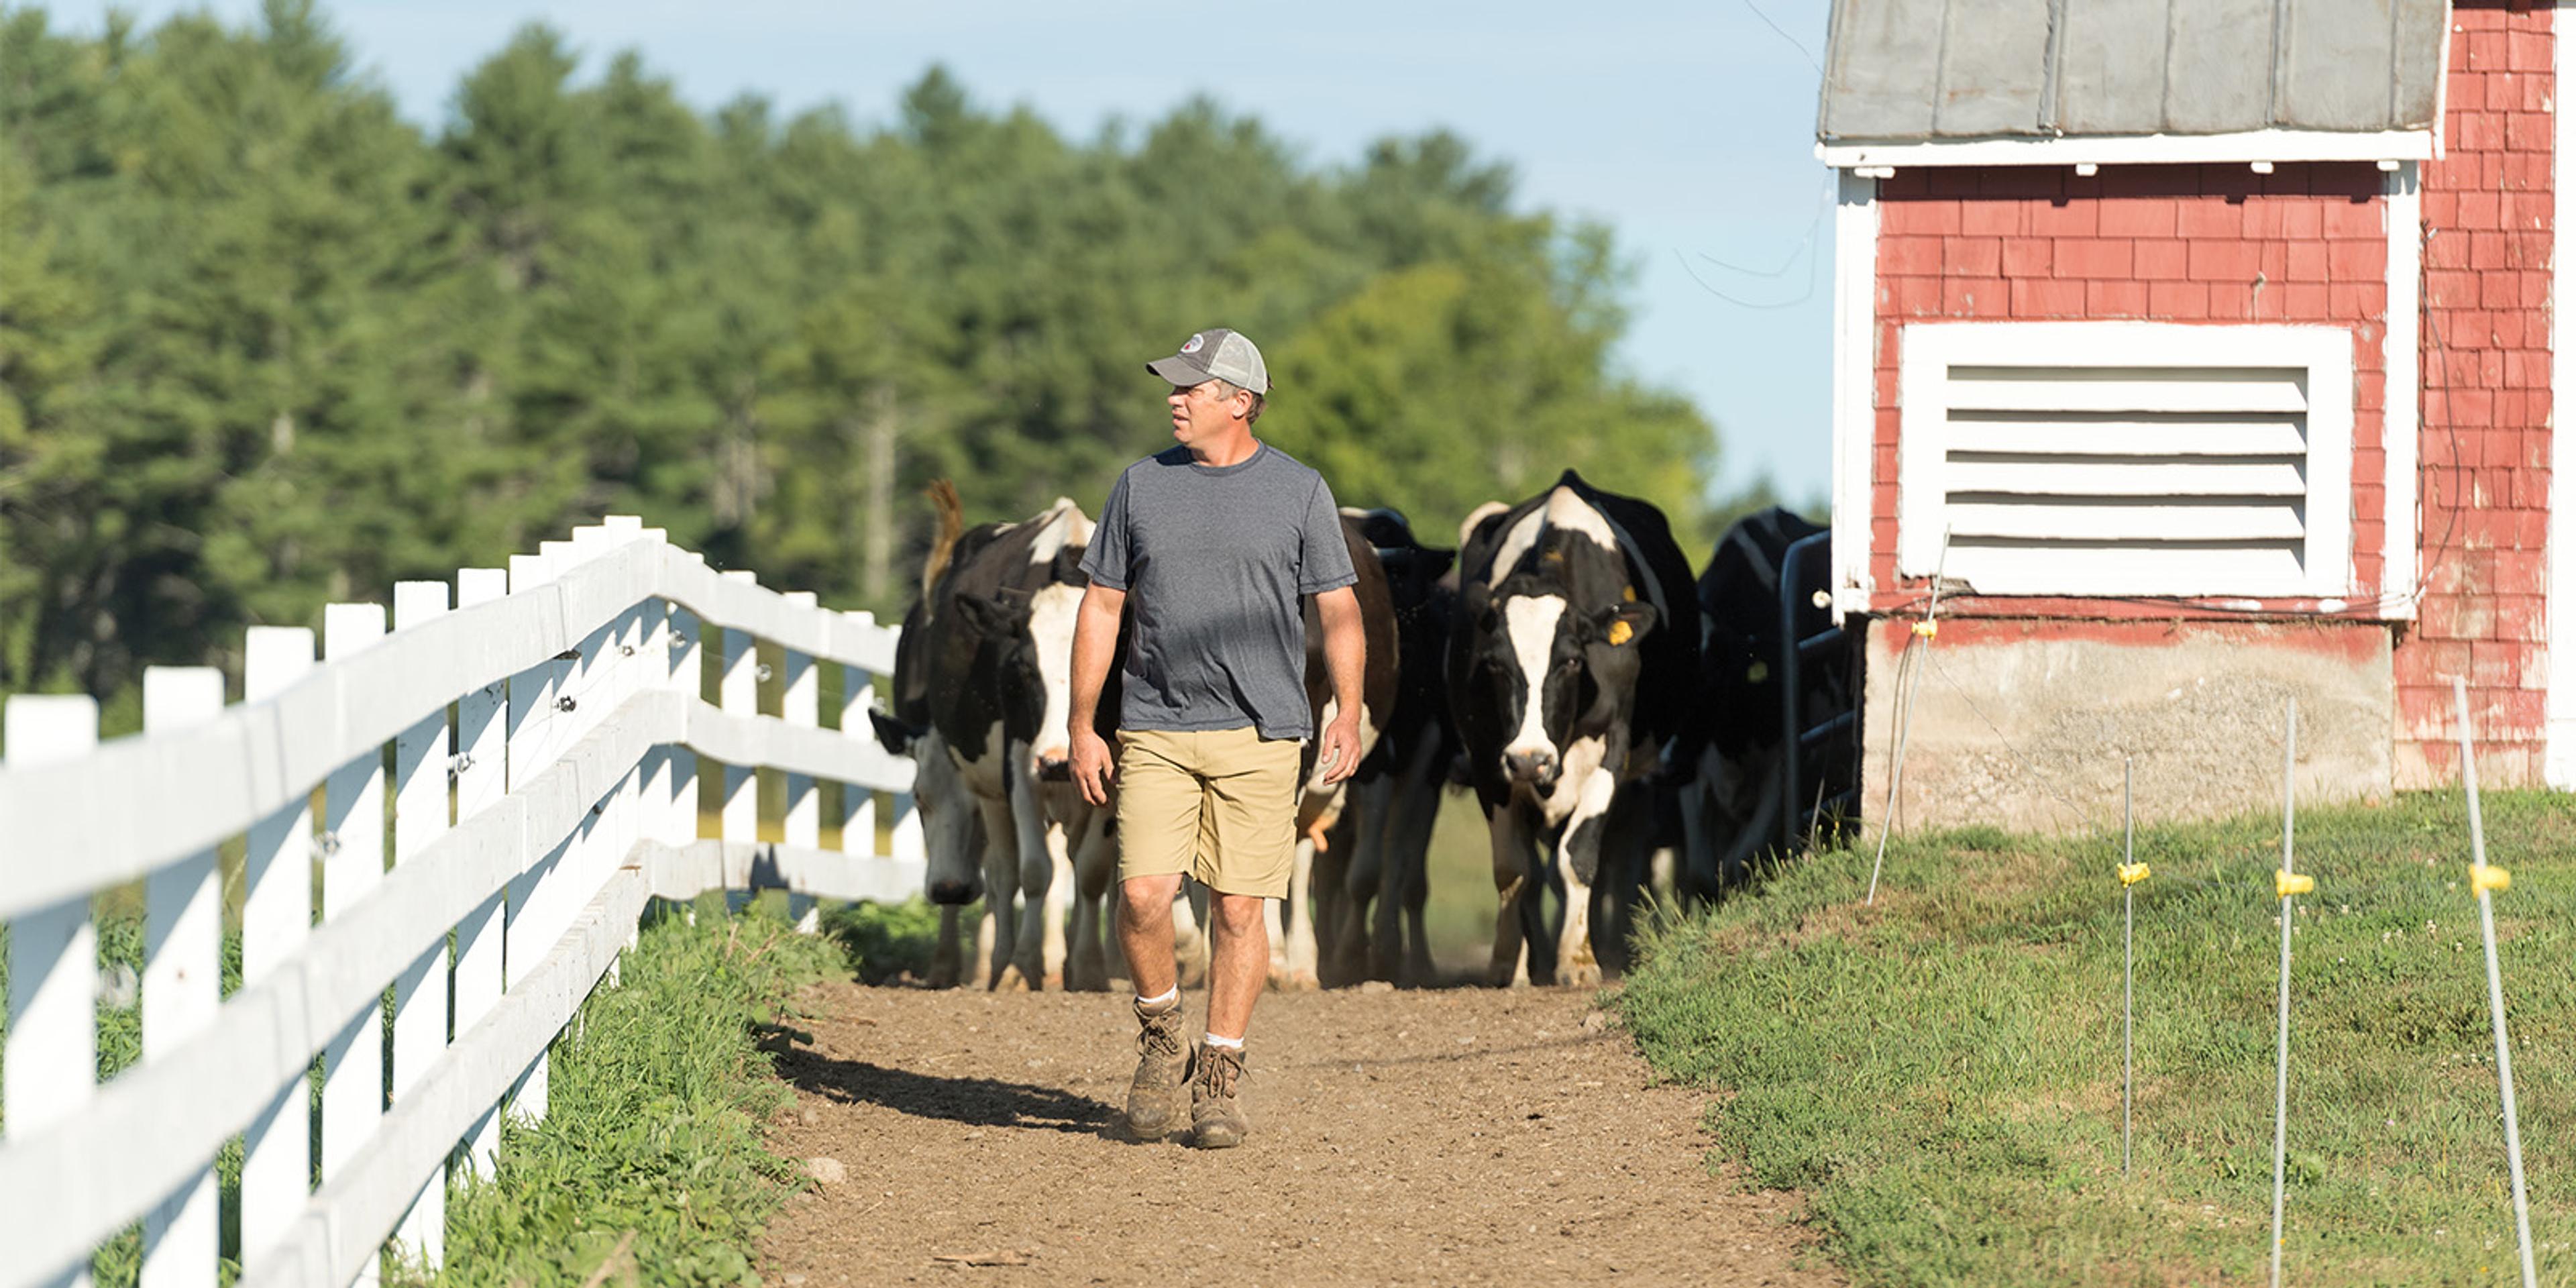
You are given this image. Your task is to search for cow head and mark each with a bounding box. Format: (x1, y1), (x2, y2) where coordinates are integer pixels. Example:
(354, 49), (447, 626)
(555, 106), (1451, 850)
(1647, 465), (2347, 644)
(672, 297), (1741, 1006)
(1458, 485), (1665, 799)
(1471, 580), (1658, 793)
(910, 727), (984, 906)
(945, 500), (1095, 784)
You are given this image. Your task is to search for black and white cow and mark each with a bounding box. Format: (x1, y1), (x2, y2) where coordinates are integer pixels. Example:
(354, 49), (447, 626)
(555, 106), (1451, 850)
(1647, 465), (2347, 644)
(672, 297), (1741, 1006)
(1263, 515), (1402, 991)
(1313, 508), (1456, 989)
(1674, 506), (1851, 900)
(873, 489), (1120, 990)
(1448, 470), (1701, 987)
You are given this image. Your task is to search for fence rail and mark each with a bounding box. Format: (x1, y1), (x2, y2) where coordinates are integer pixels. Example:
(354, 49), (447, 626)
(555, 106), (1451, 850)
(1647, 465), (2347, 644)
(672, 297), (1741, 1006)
(0, 518), (919, 1288)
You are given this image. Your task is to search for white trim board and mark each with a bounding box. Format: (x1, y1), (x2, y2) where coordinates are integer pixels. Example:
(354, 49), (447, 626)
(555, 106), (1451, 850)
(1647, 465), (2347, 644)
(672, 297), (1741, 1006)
(1820, 128), (2436, 172)
(2383, 162), (2422, 619)
(1896, 321), (2357, 599)
(1829, 169), (1879, 623)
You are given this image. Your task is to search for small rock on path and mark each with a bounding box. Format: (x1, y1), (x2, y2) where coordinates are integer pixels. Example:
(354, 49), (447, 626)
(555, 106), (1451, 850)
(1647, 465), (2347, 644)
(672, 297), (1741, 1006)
(756, 981), (1839, 1287)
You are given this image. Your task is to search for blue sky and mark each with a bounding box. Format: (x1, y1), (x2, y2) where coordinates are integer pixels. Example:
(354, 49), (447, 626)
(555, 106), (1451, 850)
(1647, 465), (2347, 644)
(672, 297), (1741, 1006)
(75, 1), (1837, 505)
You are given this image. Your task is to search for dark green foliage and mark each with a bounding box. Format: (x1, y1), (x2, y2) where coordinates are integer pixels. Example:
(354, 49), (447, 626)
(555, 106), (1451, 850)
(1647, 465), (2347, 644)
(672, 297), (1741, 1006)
(1619, 790), (2576, 1286)
(0, 3), (1727, 730)
(818, 898), (950, 985)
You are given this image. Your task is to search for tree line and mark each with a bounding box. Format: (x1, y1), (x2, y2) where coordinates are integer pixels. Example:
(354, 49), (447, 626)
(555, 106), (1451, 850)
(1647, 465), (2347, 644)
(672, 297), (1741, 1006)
(0, 0), (1728, 730)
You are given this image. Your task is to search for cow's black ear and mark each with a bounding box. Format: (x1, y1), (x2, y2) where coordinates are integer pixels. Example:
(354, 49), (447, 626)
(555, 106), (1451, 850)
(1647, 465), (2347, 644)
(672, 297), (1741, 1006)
(867, 711), (918, 757)
(1595, 601), (1658, 647)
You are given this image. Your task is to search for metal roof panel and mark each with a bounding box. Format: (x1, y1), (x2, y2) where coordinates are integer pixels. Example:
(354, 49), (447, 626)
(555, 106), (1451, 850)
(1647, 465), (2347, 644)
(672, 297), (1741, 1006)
(1819, 0), (2448, 144)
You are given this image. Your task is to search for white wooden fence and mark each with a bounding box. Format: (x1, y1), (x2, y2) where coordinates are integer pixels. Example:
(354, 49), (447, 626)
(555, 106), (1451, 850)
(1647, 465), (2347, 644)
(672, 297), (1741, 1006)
(0, 519), (923, 1288)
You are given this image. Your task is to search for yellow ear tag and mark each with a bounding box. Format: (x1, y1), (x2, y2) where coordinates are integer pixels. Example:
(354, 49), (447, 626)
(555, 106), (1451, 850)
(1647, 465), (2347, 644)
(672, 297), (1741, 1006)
(2472, 865), (2512, 894)
(1622, 585), (1638, 602)
(2118, 862), (2150, 887)
(1607, 619), (1634, 647)
(2275, 871), (2314, 899)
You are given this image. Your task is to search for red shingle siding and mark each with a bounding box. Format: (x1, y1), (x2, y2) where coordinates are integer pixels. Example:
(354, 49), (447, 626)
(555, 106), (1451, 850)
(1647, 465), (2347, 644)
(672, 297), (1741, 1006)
(2394, 0), (2553, 788)
(1869, 162), (2395, 614)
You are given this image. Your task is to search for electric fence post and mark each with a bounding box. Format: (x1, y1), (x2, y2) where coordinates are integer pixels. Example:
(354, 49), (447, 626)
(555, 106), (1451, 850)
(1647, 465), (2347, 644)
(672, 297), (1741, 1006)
(2118, 755), (2149, 1178)
(2452, 677), (2536, 1288)
(2269, 698), (2310, 1288)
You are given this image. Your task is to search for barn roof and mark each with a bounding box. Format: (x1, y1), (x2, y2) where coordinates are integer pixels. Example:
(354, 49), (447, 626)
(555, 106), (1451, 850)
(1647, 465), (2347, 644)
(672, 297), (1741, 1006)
(1818, 0), (2450, 144)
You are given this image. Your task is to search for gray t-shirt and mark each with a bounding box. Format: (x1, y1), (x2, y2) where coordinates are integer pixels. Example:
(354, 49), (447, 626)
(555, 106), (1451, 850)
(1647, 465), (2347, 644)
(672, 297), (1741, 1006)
(1080, 443), (1357, 740)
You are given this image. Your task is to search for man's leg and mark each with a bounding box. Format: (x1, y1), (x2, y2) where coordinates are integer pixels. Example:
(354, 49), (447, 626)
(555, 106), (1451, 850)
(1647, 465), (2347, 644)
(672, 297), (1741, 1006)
(1202, 891), (1269, 1042)
(1111, 732), (1200, 1140)
(1118, 874), (1183, 1001)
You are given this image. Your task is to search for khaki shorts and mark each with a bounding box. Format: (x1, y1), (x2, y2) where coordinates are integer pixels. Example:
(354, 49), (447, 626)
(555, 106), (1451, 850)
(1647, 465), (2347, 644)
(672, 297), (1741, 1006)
(1116, 727), (1305, 899)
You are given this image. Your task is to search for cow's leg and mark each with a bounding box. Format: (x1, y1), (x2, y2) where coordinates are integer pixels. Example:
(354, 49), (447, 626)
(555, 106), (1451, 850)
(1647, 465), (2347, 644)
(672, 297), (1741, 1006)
(976, 793), (1022, 990)
(1375, 736), (1443, 985)
(1552, 767), (1621, 989)
(1486, 805), (1536, 987)
(1039, 820), (1075, 989)
(1002, 741), (1057, 990)
(929, 905), (965, 988)
(1309, 814), (1352, 987)
(1171, 884), (1211, 988)
(1333, 774), (1393, 986)
(1067, 807), (1115, 991)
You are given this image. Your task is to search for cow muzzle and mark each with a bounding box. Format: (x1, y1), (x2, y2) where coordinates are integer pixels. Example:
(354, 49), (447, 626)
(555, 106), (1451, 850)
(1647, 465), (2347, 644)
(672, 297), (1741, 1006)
(928, 877), (981, 905)
(1034, 747), (1073, 782)
(1503, 747), (1560, 791)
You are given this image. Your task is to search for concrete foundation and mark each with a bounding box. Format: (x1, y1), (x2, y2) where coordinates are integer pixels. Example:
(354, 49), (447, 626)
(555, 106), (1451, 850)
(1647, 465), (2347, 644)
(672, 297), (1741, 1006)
(1858, 616), (2395, 835)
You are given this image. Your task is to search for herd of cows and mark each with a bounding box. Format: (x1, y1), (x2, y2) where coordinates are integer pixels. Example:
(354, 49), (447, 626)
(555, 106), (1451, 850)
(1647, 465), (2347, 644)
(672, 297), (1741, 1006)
(863, 471), (1854, 992)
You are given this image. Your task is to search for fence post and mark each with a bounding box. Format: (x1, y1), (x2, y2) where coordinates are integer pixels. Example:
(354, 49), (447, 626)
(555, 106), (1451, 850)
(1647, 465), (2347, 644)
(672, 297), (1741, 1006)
(666, 592), (705, 855)
(505, 551), (561, 1125)
(718, 570), (761, 913)
(782, 590), (821, 931)
(238, 626), (316, 1277)
(318, 604), (388, 1288)
(451, 568), (509, 1178)
(138, 667), (226, 1288)
(839, 614), (879, 858)
(4, 694), (102, 1288)
(388, 582), (452, 1271)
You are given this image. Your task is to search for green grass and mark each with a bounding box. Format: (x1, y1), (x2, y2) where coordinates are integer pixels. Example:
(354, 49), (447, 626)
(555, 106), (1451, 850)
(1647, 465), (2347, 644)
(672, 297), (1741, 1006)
(1617, 789), (2576, 1287)
(418, 896), (852, 1287)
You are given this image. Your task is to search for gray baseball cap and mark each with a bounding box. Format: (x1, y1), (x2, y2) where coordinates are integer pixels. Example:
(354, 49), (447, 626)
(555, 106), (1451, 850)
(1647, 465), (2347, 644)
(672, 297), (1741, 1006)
(1146, 327), (1269, 394)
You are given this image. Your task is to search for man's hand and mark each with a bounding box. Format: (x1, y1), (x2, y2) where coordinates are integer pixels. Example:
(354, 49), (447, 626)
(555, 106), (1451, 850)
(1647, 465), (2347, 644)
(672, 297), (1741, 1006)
(1317, 711), (1363, 786)
(1071, 727), (1117, 806)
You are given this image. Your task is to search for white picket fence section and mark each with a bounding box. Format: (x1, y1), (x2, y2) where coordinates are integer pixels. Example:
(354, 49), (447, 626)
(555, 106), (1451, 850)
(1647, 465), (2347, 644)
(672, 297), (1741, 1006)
(0, 519), (924, 1288)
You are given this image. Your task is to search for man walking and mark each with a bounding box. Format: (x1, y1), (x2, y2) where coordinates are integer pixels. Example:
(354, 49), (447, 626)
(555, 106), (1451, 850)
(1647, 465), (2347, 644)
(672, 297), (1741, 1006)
(1067, 327), (1366, 1148)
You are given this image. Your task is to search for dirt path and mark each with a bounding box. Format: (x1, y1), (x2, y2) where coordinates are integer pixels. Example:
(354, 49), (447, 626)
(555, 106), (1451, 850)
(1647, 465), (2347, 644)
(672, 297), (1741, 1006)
(755, 981), (1841, 1287)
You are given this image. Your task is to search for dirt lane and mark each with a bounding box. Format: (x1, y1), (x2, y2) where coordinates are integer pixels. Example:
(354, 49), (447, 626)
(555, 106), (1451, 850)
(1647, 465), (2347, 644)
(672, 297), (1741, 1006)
(755, 981), (1840, 1287)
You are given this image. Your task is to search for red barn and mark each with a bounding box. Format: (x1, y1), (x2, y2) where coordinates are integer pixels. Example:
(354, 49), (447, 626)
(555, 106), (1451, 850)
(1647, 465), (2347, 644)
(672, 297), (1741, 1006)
(1819, 0), (2573, 828)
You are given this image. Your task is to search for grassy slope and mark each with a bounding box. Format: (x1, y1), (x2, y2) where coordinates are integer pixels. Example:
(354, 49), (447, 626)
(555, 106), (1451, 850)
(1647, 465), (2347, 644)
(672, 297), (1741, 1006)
(419, 898), (858, 1287)
(1618, 789), (2576, 1287)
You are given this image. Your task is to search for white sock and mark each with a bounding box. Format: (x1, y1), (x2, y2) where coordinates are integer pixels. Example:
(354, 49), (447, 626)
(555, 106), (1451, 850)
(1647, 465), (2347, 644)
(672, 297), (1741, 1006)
(1136, 986), (1178, 1008)
(1203, 1032), (1244, 1051)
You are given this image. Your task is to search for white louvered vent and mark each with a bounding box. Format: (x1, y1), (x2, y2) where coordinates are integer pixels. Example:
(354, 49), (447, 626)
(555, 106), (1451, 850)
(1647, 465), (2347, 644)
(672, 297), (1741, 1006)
(1898, 323), (2354, 598)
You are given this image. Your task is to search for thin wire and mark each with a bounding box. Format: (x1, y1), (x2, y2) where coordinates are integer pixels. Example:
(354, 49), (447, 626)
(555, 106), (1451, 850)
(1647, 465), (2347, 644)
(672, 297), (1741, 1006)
(1740, 0), (1823, 72)
(1919, 653), (2096, 832)
(1695, 180), (1833, 277)
(1674, 240), (1822, 311)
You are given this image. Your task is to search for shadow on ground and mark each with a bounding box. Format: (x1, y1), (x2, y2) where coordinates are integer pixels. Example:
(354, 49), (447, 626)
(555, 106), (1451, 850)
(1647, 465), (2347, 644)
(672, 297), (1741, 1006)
(771, 1046), (1118, 1136)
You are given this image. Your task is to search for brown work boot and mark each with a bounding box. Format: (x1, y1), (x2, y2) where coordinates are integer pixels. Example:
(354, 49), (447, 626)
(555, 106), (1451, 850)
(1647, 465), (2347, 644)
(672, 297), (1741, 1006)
(1189, 1042), (1250, 1149)
(1124, 994), (1192, 1140)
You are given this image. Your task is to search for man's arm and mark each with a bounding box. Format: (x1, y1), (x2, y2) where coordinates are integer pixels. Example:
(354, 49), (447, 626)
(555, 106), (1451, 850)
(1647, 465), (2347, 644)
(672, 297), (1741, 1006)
(1314, 585), (1366, 785)
(1067, 582), (1127, 806)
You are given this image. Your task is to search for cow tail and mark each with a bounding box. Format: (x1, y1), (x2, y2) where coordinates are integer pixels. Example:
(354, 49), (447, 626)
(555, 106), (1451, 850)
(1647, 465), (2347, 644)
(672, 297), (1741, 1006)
(922, 478), (965, 599)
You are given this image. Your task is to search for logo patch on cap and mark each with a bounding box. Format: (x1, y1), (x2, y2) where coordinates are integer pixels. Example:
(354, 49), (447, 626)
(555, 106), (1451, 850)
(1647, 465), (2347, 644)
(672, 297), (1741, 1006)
(1180, 333), (1205, 354)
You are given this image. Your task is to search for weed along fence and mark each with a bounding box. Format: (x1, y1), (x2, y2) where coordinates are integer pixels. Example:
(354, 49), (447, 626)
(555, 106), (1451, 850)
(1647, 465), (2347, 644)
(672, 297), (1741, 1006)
(0, 518), (922, 1288)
